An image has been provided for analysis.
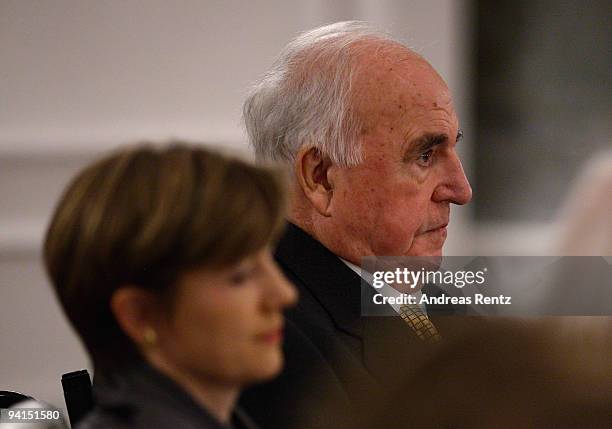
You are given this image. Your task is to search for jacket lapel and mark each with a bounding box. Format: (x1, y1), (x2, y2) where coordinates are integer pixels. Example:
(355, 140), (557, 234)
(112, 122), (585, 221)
(274, 224), (423, 383)
(275, 223), (364, 339)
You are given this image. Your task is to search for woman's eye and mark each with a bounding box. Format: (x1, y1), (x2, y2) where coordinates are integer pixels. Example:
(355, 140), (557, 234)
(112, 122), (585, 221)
(229, 264), (257, 285)
(230, 271), (248, 285)
(417, 149), (434, 166)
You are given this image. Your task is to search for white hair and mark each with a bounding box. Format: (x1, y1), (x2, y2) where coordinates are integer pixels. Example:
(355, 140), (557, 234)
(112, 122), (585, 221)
(243, 21), (404, 167)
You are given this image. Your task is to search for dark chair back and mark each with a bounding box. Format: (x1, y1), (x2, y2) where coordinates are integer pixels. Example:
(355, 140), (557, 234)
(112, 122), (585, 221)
(0, 390), (32, 408)
(61, 370), (93, 427)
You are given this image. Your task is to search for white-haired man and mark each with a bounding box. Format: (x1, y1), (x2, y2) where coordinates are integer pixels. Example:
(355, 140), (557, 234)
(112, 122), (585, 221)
(240, 21), (472, 428)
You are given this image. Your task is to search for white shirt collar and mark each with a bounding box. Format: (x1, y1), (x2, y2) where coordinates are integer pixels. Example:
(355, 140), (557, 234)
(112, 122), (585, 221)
(339, 257), (427, 315)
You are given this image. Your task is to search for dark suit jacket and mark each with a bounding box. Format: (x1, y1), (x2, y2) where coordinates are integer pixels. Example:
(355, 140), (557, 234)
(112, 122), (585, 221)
(78, 362), (258, 429)
(240, 223), (445, 429)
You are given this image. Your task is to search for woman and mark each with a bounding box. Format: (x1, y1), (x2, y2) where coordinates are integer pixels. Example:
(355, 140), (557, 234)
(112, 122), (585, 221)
(44, 143), (297, 429)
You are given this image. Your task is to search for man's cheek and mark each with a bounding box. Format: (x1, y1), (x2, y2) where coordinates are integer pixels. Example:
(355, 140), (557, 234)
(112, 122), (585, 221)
(376, 233), (416, 255)
(373, 212), (420, 255)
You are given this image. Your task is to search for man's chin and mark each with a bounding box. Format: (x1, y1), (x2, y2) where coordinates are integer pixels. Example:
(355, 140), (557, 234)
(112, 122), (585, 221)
(406, 240), (445, 258)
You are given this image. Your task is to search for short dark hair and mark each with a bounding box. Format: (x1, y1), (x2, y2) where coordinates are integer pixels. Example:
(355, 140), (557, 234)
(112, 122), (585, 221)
(44, 142), (287, 371)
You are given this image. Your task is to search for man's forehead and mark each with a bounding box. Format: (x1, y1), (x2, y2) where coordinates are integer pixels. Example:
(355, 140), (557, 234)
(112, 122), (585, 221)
(355, 49), (450, 107)
(357, 44), (441, 82)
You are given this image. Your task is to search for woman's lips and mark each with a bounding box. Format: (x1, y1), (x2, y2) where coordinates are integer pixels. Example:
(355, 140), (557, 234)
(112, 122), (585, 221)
(258, 328), (284, 344)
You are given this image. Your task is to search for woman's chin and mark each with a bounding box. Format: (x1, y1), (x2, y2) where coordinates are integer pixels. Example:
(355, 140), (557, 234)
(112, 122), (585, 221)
(246, 347), (284, 382)
(259, 349), (284, 380)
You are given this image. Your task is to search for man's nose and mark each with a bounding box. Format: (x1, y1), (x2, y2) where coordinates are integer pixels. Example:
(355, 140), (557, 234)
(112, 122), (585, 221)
(432, 152), (472, 205)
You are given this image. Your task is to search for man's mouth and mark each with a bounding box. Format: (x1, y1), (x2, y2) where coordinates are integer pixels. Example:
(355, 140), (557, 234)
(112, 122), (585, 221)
(422, 222), (448, 234)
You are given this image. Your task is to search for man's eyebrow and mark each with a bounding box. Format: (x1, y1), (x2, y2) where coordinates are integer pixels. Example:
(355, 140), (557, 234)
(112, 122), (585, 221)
(405, 130), (463, 153)
(409, 133), (448, 151)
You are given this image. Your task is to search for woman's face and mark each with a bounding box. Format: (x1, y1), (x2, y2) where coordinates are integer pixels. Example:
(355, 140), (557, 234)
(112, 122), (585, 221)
(152, 248), (297, 386)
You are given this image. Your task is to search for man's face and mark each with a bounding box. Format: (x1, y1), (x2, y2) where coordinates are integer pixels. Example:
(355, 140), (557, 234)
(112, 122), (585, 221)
(324, 54), (472, 261)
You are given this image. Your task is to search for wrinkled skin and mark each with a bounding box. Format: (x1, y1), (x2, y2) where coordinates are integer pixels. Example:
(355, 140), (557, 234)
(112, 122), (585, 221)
(304, 47), (472, 261)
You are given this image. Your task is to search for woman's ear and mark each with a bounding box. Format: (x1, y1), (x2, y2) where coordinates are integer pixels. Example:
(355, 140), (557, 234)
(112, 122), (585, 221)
(110, 287), (159, 348)
(294, 147), (335, 217)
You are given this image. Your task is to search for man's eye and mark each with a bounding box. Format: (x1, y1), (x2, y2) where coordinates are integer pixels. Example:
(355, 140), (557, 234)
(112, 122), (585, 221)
(417, 149), (434, 166)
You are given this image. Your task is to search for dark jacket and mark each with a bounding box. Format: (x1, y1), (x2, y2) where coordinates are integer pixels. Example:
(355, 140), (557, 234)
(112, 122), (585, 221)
(78, 362), (258, 429)
(240, 223), (444, 429)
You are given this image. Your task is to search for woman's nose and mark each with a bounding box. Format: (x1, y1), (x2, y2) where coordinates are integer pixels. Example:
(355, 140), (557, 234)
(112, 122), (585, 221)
(263, 258), (298, 310)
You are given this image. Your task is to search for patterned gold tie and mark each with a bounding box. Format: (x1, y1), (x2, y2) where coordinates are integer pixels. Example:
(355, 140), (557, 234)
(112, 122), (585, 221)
(399, 304), (441, 343)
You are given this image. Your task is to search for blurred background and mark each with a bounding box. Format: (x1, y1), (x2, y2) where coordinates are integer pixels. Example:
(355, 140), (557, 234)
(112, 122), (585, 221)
(1, 0), (610, 416)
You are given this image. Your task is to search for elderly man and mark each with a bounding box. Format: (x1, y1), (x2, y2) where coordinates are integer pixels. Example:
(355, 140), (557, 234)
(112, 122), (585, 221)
(240, 21), (472, 428)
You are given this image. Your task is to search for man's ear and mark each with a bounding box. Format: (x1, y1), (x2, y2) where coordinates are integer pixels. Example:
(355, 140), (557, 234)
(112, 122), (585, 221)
(294, 146), (335, 217)
(110, 287), (159, 348)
